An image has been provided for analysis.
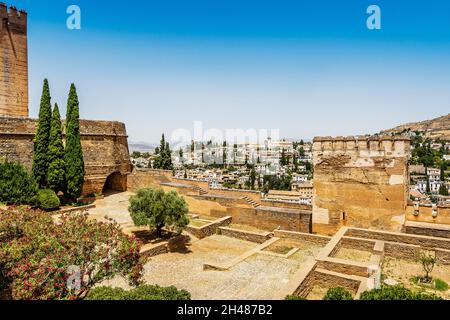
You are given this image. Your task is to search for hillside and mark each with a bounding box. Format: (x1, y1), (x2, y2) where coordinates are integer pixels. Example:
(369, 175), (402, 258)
(381, 113), (450, 141)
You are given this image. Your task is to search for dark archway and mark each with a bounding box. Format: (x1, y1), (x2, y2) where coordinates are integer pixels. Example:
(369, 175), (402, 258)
(102, 172), (127, 194)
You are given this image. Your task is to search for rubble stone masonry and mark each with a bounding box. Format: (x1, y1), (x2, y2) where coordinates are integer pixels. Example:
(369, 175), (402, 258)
(0, 4), (28, 118)
(0, 117), (132, 196)
(312, 136), (410, 231)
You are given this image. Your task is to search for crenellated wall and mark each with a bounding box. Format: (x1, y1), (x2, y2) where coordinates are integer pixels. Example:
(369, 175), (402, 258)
(0, 116), (132, 196)
(312, 135), (410, 231)
(0, 4), (28, 118)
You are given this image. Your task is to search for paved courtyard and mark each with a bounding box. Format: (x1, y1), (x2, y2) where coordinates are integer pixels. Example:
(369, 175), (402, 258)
(91, 193), (322, 300)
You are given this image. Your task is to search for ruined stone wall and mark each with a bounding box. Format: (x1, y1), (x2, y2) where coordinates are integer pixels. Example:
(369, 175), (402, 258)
(312, 136), (410, 231)
(0, 4), (28, 118)
(0, 117), (131, 196)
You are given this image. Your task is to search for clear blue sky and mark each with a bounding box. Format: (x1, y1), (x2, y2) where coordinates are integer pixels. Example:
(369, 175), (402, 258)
(11, 0), (450, 143)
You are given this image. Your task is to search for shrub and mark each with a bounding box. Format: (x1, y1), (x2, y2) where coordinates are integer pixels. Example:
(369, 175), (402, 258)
(129, 188), (189, 237)
(434, 279), (449, 291)
(0, 161), (38, 205)
(37, 189), (60, 211)
(0, 208), (143, 300)
(360, 285), (442, 300)
(285, 295), (306, 300)
(86, 285), (191, 300)
(323, 287), (353, 300)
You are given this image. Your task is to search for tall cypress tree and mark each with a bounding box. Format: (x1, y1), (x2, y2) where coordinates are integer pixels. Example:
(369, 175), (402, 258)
(65, 84), (85, 200)
(32, 79), (52, 187)
(47, 103), (66, 194)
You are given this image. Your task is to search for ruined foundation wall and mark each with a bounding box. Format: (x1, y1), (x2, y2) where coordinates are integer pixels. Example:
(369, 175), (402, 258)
(0, 117), (131, 196)
(312, 136), (410, 231)
(0, 5), (28, 118)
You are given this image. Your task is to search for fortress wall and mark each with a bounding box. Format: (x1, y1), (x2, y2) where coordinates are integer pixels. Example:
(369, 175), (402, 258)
(0, 117), (131, 196)
(312, 136), (410, 231)
(405, 203), (450, 225)
(0, 4), (28, 118)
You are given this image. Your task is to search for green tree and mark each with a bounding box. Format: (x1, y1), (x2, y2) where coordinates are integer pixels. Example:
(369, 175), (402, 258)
(47, 103), (66, 194)
(153, 134), (173, 170)
(129, 188), (189, 237)
(222, 141), (227, 167)
(0, 161), (38, 205)
(32, 79), (52, 187)
(250, 167), (256, 190)
(360, 285), (441, 300)
(65, 84), (85, 200)
(323, 287), (353, 300)
(439, 184), (449, 196)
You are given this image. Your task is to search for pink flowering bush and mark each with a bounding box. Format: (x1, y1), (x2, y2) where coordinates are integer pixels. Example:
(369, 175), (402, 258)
(0, 208), (143, 300)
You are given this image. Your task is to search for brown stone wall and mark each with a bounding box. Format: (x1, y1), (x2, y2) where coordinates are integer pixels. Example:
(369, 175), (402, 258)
(127, 169), (174, 191)
(0, 5), (28, 118)
(312, 136), (410, 231)
(0, 117), (131, 196)
(218, 226), (272, 243)
(260, 199), (312, 211)
(406, 203), (450, 225)
(212, 206), (312, 233)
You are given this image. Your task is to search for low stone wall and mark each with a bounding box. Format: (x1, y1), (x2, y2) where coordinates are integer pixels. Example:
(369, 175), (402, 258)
(212, 206), (312, 233)
(260, 199), (312, 211)
(274, 229), (331, 245)
(127, 169), (174, 191)
(316, 259), (369, 278)
(186, 216), (232, 239)
(218, 226), (272, 243)
(53, 204), (96, 215)
(340, 237), (377, 252)
(140, 234), (190, 259)
(404, 221), (450, 239)
(172, 178), (210, 192)
(209, 188), (262, 203)
(345, 228), (450, 251)
(436, 248), (450, 265)
(384, 242), (420, 260)
(313, 269), (361, 295)
(192, 194), (248, 207)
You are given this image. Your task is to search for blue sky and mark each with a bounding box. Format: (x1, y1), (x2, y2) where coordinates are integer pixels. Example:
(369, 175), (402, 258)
(11, 0), (450, 142)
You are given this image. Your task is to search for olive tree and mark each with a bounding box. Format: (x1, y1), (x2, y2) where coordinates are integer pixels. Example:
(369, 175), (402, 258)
(129, 188), (189, 237)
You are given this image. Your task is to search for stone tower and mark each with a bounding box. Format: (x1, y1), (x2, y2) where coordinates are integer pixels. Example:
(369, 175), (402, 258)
(0, 3), (28, 118)
(312, 135), (410, 232)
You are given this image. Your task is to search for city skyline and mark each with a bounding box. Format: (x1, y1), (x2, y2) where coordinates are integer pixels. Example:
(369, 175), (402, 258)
(12, 0), (450, 143)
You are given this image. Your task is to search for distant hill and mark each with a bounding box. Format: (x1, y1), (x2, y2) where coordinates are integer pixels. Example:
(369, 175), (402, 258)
(128, 141), (158, 153)
(381, 114), (450, 141)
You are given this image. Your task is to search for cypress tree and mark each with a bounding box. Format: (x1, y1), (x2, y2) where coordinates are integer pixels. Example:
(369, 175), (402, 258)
(47, 103), (66, 194)
(65, 84), (85, 200)
(32, 79), (52, 187)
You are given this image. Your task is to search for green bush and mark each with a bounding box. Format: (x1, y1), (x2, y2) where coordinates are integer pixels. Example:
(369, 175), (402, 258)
(434, 279), (449, 291)
(360, 285), (442, 300)
(36, 189), (60, 211)
(285, 295), (306, 300)
(0, 161), (38, 205)
(86, 285), (191, 300)
(323, 287), (353, 300)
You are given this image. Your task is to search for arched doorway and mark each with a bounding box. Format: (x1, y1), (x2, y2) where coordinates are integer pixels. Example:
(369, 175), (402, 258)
(102, 172), (127, 194)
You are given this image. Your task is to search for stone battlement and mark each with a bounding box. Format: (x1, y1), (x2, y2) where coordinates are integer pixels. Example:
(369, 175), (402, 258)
(0, 3), (27, 28)
(0, 116), (129, 137)
(313, 135), (410, 162)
